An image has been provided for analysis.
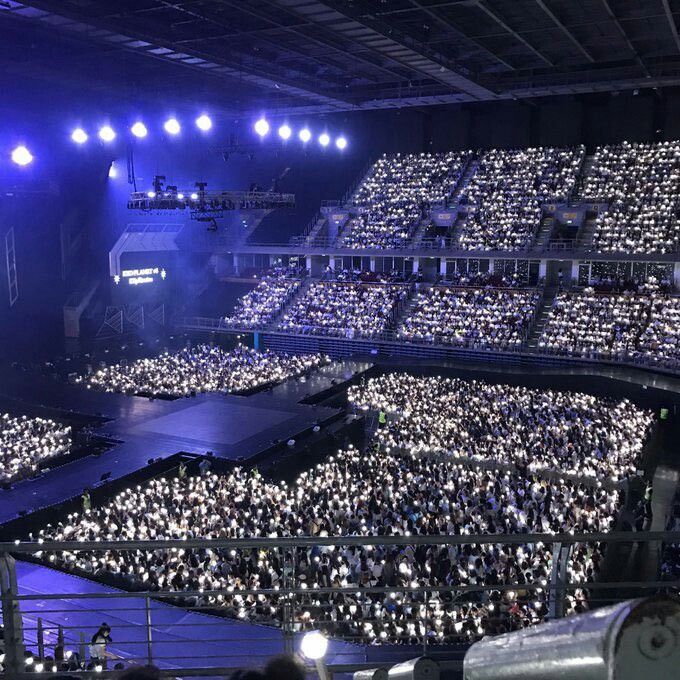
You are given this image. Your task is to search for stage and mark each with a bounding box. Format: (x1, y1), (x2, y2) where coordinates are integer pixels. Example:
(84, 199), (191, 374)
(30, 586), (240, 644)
(0, 360), (372, 524)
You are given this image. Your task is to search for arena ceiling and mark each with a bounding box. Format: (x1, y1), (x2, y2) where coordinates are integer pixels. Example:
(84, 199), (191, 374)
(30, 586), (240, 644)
(3, 0), (680, 114)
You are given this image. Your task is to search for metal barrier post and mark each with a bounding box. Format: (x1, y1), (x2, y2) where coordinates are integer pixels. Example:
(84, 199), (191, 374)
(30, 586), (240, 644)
(145, 595), (153, 665)
(283, 548), (295, 655)
(548, 542), (562, 620)
(37, 618), (45, 660)
(79, 632), (86, 665)
(423, 589), (428, 656)
(0, 553), (25, 677)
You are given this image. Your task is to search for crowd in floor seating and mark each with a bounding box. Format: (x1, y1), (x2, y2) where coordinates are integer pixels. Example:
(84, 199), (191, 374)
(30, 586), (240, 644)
(78, 345), (329, 397)
(538, 289), (680, 368)
(39, 435), (618, 642)
(583, 141), (680, 254)
(398, 287), (540, 349)
(661, 489), (680, 580)
(0, 413), (71, 485)
(342, 152), (472, 249)
(348, 374), (652, 482)
(458, 146), (584, 251)
(278, 281), (406, 338)
(223, 275), (301, 329)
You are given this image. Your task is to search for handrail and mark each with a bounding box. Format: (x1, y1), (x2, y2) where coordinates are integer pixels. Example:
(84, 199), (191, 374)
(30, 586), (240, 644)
(10, 530), (680, 552)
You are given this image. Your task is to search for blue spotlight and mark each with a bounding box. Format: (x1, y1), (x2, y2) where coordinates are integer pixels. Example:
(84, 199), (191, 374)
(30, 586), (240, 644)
(299, 128), (312, 143)
(318, 132), (330, 147)
(196, 114), (212, 132)
(71, 128), (88, 144)
(11, 145), (33, 166)
(164, 118), (181, 135)
(254, 117), (270, 137)
(335, 136), (347, 150)
(147, 190), (156, 198)
(98, 125), (116, 143)
(131, 122), (148, 138)
(278, 124), (292, 140)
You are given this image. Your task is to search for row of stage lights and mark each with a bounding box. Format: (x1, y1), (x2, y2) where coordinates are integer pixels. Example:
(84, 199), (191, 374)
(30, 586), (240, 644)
(252, 116), (348, 149)
(69, 116), (347, 149)
(8, 115), (347, 166)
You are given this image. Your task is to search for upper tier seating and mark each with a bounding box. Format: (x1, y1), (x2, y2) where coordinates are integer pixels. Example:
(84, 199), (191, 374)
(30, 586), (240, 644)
(457, 146), (584, 251)
(582, 141), (680, 254)
(341, 151), (472, 249)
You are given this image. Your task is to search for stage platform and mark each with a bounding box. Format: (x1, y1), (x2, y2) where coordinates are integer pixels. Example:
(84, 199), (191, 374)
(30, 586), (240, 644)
(0, 360), (372, 525)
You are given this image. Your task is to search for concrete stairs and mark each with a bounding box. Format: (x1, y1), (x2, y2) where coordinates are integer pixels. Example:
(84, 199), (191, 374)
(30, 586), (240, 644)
(534, 215), (555, 250)
(410, 215), (438, 246)
(575, 216), (598, 250)
(305, 215), (328, 244)
(576, 154), (597, 197)
(526, 287), (558, 351)
(263, 277), (313, 331)
(449, 158), (479, 205)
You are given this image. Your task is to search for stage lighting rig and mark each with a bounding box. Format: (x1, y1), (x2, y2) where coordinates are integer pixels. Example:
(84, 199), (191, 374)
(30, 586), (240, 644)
(127, 179), (295, 224)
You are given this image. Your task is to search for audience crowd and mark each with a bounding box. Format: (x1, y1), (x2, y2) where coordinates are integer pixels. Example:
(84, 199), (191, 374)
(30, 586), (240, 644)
(348, 374), (652, 482)
(39, 436), (619, 643)
(342, 152), (472, 249)
(78, 345), (329, 397)
(278, 281), (406, 338)
(398, 287), (540, 349)
(631, 295), (680, 369)
(441, 271), (530, 288)
(0, 413), (71, 485)
(458, 146), (584, 251)
(538, 290), (649, 360)
(583, 141), (680, 254)
(224, 275), (301, 329)
(538, 289), (680, 369)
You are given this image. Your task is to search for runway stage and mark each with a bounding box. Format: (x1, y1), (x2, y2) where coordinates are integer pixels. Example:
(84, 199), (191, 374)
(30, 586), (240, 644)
(0, 360), (371, 524)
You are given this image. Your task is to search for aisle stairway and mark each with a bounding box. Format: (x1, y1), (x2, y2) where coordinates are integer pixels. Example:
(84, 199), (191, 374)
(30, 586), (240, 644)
(304, 215), (328, 244)
(575, 216), (598, 250)
(533, 215), (555, 249)
(526, 287), (558, 350)
(449, 158), (478, 204)
(264, 277), (313, 330)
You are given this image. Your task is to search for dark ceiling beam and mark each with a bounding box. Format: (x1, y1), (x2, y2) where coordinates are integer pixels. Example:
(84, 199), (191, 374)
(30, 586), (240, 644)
(472, 1), (555, 67)
(600, 0), (652, 77)
(310, 0), (496, 99)
(154, 0), (351, 86)
(660, 0), (680, 53)
(533, 0), (595, 63)
(407, 0), (515, 71)
(8, 0), (354, 107)
(210, 0), (417, 86)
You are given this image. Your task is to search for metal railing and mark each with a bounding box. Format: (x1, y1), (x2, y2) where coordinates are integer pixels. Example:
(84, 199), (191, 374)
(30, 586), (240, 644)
(0, 533), (677, 676)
